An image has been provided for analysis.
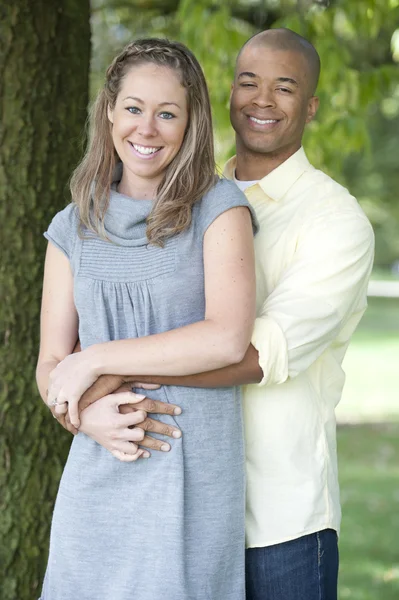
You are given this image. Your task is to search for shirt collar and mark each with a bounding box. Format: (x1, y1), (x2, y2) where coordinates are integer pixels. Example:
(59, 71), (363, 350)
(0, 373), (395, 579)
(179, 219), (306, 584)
(224, 147), (311, 202)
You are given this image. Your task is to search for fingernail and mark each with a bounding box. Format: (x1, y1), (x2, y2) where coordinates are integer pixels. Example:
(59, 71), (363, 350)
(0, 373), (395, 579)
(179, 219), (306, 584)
(161, 443), (170, 452)
(142, 451), (150, 458)
(174, 407), (182, 415)
(134, 393), (146, 400)
(172, 430), (182, 438)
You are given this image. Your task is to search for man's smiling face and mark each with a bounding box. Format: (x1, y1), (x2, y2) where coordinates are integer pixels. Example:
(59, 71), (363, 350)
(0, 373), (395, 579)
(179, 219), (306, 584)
(230, 44), (319, 163)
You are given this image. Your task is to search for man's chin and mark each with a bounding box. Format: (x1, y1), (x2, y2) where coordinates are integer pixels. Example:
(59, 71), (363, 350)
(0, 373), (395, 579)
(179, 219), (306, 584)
(241, 139), (280, 155)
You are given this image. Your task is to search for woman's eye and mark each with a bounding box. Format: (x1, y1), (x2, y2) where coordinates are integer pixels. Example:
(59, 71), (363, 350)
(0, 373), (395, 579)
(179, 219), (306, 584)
(127, 106), (141, 114)
(159, 112), (175, 120)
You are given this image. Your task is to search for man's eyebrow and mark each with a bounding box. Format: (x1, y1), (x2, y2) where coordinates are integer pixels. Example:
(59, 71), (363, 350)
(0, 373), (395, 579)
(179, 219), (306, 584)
(277, 77), (299, 86)
(122, 96), (181, 108)
(237, 71), (257, 79)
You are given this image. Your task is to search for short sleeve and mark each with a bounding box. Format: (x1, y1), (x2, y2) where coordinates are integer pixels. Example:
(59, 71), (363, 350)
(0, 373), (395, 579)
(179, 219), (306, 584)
(196, 178), (258, 237)
(44, 203), (79, 261)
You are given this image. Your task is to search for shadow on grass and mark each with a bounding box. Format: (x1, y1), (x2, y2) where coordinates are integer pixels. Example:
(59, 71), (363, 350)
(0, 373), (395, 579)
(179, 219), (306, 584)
(338, 423), (399, 599)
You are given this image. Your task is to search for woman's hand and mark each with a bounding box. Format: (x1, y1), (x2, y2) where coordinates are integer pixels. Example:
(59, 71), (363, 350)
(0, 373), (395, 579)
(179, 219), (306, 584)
(50, 406), (78, 435)
(79, 391), (149, 462)
(47, 349), (99, 428)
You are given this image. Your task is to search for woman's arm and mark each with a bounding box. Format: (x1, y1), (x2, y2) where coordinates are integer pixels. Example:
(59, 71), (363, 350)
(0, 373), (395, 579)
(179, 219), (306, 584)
(48, 206), (256, 427)
(38, 244), (148, 458)
(93, 206), (255, 374)
(36, 244), (79, 432)
(36, 244), (79, 401)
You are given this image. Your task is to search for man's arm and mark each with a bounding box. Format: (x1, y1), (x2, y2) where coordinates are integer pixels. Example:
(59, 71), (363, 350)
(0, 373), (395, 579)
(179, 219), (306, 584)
(129, 344), (263, 388)
(251, 209), (374, 386)
(77, 344), (262, 405)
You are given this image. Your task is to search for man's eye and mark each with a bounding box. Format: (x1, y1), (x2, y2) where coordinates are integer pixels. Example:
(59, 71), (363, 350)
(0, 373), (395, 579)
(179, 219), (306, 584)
(241, 83), (256, 88)
(127, 106), (141, 114)
(159, 112), (175, 120)
(278, 87), (292, 93)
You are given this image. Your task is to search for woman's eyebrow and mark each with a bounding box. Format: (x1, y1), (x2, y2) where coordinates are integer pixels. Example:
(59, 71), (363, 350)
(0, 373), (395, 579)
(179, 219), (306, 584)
(122, 96), (181, 108)
(123, 95), (143, 102)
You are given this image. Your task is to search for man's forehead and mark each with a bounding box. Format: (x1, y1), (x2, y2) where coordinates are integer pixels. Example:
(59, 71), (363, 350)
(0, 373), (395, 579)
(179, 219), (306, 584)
(236, 47), (308, 80)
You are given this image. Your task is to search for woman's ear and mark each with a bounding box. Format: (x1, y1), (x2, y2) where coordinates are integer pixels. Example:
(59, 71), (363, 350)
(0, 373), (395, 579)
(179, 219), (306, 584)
(107, 104), (114, 124)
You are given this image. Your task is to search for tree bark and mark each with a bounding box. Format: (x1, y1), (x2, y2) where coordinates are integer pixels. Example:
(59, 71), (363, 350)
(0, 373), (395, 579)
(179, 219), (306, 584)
(0, 2), (90, 598)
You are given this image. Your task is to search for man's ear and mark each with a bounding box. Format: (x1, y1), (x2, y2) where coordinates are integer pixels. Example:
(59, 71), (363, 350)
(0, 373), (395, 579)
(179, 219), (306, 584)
(306, 96), (319, 124)
(107, 104), (114, 124)
(229, 82), (234, 103)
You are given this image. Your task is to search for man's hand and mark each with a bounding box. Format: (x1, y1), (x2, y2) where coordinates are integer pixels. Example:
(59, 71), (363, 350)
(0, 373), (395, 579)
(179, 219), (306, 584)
(119, 400), (182, 453)
(63, 374), (183, 455)
(78, 374), (127, 410)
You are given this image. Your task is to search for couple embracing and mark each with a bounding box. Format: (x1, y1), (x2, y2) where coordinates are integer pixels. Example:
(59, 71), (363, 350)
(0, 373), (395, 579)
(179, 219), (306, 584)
(37, 28), (374, 600)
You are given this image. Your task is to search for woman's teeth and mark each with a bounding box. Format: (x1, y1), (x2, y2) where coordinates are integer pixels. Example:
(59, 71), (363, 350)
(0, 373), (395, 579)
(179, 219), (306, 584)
(132, 144), (161, 155)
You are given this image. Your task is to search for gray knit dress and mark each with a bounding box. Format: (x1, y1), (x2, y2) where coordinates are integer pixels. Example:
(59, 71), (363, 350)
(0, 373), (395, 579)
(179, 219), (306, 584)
(39, 176), (256, 600)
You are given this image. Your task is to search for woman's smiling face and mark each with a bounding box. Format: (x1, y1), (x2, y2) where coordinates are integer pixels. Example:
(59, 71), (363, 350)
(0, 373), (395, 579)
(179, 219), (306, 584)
(108, 63), (189, 195)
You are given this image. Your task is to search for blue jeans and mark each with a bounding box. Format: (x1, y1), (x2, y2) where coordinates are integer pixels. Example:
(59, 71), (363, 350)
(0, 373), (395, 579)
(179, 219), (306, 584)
(245, 529), (339, 600)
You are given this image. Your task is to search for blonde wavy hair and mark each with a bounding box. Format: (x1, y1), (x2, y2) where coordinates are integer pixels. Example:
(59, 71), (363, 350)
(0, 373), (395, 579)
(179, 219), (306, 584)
(70, 38), (216, 245)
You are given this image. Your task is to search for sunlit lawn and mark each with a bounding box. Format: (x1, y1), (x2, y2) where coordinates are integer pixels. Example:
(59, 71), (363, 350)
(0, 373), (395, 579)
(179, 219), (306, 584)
(336, 295), (399, 599)
(337, 297), (399, 424)
(338, 425), (399, 600)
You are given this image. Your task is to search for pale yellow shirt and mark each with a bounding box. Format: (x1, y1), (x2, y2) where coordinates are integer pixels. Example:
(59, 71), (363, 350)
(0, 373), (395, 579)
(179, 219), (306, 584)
(225, 148), (375, 548)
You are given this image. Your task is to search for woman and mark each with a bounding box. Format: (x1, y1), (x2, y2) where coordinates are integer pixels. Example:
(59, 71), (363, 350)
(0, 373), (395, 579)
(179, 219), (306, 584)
(37, 38), (256, 600)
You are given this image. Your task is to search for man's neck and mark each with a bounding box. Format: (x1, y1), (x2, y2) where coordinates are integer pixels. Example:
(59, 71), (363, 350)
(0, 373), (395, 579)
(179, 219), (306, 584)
(235, 143), (301, 181)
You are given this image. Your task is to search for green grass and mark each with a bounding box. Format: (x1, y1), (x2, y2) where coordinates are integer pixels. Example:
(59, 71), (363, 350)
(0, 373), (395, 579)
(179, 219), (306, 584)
(337, 297), (399, 423)
(336, 295), (399, 598)
(338, 424), (399, 600)
(370, 269), (399, 282)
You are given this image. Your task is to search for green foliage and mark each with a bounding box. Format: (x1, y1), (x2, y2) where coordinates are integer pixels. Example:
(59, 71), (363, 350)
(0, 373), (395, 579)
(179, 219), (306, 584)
(277, 0), (399, 176)
(90, 0), (399, 265)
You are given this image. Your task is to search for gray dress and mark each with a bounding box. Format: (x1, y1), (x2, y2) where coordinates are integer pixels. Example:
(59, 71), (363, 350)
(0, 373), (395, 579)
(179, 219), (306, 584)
(40, 177), (256, 600)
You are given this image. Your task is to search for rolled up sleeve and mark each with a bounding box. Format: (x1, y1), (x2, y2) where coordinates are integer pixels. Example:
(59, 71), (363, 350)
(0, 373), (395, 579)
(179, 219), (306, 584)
(252, 210), (374, 386)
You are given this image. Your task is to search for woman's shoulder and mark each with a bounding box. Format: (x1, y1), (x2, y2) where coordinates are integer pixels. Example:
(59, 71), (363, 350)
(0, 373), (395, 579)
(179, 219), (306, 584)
(44, 203), (80, 260)
(199, 176), (252, 210)
(195, 176), (258, 236)
(205, 175), (248, 201)
(51, 202), (79, 224)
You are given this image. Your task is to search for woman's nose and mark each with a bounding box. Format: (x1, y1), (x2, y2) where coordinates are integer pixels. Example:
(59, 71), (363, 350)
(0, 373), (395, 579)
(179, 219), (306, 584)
(137, 115), (158, 137)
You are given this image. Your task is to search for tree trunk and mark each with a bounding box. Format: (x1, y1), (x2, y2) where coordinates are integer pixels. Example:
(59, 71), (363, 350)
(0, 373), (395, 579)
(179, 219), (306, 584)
(0, 2), (90, 598)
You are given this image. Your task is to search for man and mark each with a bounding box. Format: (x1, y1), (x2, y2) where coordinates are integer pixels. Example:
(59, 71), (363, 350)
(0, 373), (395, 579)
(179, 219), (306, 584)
(63, 28), (374, 600)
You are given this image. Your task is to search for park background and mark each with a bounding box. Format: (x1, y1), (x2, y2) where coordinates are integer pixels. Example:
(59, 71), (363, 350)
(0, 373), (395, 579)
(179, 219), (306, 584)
(1, 0), (398, 598)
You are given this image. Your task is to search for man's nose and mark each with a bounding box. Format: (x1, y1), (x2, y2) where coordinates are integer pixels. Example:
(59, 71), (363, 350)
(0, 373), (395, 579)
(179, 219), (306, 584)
(253, 87), (276, 108)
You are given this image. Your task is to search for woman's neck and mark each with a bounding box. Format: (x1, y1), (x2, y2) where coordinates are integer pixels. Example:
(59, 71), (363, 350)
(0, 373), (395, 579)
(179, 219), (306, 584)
(117, 171), (161, 201)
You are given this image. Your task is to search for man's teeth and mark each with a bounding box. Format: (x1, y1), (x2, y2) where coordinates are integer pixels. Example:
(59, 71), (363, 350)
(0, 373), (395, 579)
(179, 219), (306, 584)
(132, 144), (160, 155)
(250, 117), (278, 125)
